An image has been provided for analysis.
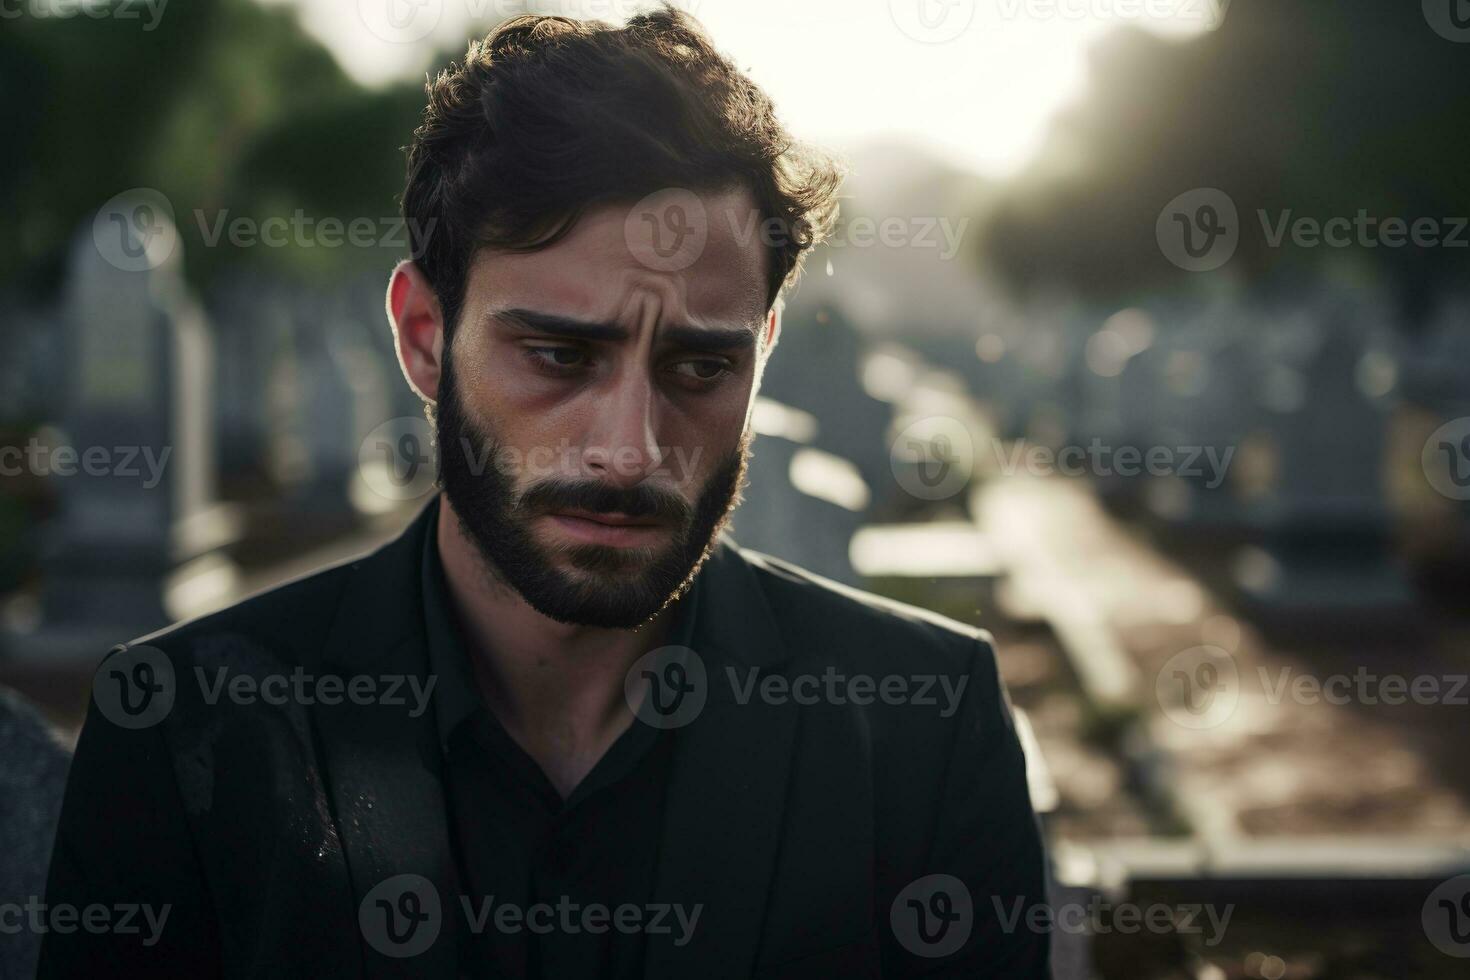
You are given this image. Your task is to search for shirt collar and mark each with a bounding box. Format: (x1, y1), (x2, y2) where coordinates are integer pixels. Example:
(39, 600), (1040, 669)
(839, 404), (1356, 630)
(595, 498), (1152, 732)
(420, 495), (703, 749)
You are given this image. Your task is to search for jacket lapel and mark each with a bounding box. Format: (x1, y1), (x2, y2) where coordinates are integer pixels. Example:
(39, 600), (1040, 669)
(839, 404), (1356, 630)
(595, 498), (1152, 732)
(644, 541), (800, 980)
(304, 509), (800, 979)
(306, 501), (463, 979)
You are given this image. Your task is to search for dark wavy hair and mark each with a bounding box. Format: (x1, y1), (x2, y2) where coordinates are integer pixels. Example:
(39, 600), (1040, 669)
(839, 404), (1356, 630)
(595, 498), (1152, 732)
(401, 3), (844, 337)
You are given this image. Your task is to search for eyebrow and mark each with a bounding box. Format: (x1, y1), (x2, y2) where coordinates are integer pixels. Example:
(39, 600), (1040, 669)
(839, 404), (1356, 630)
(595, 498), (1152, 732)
(491, 308), (757, 351)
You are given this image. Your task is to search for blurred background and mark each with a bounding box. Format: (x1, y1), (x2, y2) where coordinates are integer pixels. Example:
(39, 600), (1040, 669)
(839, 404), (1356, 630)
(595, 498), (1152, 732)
(3, 1), (1470, 977)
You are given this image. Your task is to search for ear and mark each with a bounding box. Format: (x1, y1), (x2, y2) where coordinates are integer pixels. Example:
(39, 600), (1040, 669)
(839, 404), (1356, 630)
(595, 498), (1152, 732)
(387, 260), (446, 403)
(761, 299), (783, 356)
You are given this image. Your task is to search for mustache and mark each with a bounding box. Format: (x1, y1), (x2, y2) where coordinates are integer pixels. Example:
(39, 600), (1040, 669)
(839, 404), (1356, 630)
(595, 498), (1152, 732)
(515, 478), (693, 524)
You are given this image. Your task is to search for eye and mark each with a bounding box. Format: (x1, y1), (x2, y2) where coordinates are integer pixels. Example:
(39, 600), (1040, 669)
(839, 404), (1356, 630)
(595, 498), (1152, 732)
(524, 345), (588, 373)
(667, 358), (731, 384)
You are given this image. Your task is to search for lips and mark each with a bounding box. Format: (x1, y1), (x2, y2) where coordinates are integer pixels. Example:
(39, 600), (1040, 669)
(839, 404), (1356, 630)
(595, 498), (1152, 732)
(550, 509), (661, 527)
(543, 510), (669, 547)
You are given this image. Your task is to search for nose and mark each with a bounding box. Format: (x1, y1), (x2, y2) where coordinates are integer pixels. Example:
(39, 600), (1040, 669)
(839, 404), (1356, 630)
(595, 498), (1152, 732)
(580, 367), (663, 488)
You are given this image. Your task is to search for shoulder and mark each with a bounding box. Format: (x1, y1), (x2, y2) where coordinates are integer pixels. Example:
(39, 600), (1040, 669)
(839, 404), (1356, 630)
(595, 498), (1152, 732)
(730, 545), (1001, 698)
(119, 551), (362, 671)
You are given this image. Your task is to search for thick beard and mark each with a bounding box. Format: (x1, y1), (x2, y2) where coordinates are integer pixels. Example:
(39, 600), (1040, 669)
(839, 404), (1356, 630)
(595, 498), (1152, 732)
(433, 352), (748, 629)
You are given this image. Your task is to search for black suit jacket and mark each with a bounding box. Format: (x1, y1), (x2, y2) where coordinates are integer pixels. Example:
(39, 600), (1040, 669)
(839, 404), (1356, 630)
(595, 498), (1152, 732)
(39, 499), (1049, 978)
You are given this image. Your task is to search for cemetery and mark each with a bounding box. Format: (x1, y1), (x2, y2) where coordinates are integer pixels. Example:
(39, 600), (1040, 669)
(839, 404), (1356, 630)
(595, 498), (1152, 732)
(1, 207), (1466, 977)
(3, 2), (1468, 970)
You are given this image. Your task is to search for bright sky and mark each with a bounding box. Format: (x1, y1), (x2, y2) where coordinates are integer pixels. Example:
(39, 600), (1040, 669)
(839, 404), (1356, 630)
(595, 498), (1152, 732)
(272, 0), (1221, 178)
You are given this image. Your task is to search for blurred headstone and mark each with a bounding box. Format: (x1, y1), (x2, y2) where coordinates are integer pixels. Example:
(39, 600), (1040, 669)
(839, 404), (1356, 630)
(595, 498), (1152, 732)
(733, 431), (865, 585)
(759, 305), (893, 510)
(1229, 295), (1416, 625)
(5, 206), (240, 661)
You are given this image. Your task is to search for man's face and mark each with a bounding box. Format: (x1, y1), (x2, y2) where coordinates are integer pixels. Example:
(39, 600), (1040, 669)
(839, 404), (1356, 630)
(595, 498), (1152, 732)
(434, 186), (775, 628)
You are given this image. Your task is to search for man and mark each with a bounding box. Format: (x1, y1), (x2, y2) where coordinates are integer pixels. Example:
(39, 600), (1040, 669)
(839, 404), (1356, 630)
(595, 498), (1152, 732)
(40, 7), (1048, 977)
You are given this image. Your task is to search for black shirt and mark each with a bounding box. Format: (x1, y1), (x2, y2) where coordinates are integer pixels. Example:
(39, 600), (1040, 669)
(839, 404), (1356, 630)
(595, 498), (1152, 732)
(420, 505), (697, 979)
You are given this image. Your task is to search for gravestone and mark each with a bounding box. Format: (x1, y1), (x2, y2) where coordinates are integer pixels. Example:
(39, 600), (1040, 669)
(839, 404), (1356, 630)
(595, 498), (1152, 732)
(732, 428), (864, 586)
(1137, 303), (1257, 536)
(283, 290), (390, 516)
(758, 304), (894, 513)
(1228, 291), (1416, 626)
(5, 207), (239, 661)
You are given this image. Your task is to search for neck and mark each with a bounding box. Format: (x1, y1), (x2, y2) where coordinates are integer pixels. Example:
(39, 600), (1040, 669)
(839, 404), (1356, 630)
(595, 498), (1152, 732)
(434, 494), (674, 757)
